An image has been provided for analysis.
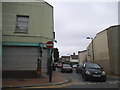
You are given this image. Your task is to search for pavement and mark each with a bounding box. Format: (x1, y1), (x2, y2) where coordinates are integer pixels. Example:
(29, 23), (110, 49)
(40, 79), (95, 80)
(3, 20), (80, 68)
(107, 74), (120, 80)
(2, 71), (72, 89)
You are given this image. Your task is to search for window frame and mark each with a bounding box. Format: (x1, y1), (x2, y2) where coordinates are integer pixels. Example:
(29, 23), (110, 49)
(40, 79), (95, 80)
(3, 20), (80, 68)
(15, 15), (29, 34)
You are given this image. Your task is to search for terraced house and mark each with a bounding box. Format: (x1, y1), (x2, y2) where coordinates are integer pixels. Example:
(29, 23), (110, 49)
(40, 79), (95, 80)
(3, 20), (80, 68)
(2, 1), (54, 77)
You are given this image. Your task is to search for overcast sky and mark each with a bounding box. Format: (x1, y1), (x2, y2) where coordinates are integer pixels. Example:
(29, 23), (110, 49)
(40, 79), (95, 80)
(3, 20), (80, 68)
(45, 0), (118, 57)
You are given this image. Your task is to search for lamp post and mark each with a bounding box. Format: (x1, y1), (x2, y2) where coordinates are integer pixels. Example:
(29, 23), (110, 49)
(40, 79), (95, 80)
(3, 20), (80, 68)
(86, 37), (94, 62)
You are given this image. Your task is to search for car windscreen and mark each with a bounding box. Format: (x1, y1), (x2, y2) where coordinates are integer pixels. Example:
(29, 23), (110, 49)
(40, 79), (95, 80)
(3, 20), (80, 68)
(86, 63), (101, 69)
(63, 64), (71, 67)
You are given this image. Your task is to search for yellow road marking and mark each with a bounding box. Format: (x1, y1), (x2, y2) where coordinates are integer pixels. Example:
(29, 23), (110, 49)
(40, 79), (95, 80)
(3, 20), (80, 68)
(20, 83), (73, 89)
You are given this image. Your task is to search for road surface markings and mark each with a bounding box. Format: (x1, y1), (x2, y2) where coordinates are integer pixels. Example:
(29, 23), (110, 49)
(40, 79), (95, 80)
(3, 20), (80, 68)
(79, 82), (86, 85)
(87, 83), (91, 84)
(72, 80), (120, 85)
(19, 83), (73, 89)
(5, 81), (119, 89)
(92, 83), (97, 84)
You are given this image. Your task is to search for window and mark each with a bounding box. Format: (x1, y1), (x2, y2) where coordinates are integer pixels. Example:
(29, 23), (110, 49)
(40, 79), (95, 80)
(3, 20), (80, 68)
(88, 48), (91, 56)
(86, 63), (101, 69)
(15, 15), (29, 33)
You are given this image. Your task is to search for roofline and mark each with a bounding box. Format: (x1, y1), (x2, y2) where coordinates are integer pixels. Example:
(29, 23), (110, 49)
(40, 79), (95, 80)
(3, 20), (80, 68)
(86, 24), (120, 49)
(2, 0), (44, 2)
(71, 55), (78, 56)
(44, 0), (53, 8)
(61, 56), (70, 58)
(78, 50), (87, 53)
(96, 24), (120, 36)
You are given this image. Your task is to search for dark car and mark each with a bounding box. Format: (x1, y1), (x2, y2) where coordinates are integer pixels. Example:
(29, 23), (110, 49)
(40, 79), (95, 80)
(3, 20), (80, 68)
(61, 64), (73, 73)
(76, 64), (83, 73)
(81, 62), (106, 82)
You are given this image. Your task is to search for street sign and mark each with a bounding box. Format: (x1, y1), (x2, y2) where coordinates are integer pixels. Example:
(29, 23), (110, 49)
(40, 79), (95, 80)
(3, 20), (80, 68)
(46, 41), (53, 48)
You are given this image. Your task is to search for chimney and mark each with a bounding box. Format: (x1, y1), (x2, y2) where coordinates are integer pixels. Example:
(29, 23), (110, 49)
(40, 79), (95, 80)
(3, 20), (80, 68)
(73, 53), (75, 55)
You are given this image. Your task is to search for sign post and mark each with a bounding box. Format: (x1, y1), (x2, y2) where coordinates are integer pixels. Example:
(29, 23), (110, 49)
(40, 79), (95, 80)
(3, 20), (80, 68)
(46, 41), (53, 82)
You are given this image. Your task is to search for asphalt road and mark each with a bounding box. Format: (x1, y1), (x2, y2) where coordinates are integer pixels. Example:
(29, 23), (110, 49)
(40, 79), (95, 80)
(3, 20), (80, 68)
(3, 69), (120, 90)
(62, 69), (120, 88)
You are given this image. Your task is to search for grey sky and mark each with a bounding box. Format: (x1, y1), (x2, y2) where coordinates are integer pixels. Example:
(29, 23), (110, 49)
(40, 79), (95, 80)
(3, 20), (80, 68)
(45, 0), (118, 57)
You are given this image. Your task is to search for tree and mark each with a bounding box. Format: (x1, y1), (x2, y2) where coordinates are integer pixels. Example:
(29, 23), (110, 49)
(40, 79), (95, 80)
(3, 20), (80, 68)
(54, 48), (59, 63)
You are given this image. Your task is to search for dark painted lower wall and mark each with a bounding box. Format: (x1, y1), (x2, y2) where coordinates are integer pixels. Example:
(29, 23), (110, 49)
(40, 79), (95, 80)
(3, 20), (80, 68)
(2, 70), (38, 78)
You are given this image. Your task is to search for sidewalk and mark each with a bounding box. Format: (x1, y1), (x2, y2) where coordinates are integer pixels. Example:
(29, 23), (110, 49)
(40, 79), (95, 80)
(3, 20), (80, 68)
(2, 71), (72, 89)
(107, 74), (120, 80)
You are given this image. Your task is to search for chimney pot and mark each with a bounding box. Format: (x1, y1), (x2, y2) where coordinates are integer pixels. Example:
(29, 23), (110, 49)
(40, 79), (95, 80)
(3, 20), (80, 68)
(73, 53), (75, 55)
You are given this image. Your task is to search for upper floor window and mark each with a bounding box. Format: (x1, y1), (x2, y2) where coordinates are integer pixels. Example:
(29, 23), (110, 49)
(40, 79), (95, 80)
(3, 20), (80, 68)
(15, 15), (29, 33)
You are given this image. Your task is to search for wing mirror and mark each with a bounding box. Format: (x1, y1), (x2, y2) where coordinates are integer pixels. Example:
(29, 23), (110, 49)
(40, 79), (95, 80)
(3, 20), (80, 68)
(82, 64), (85, 69)
(77, 65), (79, 67)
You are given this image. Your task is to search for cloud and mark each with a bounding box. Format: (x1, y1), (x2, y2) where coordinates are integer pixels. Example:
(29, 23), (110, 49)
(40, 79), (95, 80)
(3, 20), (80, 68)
(52, 2), (118, 56)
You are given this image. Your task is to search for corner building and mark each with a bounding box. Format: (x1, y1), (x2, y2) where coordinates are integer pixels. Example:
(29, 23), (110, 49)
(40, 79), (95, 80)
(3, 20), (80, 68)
(2, 1), (54, 78)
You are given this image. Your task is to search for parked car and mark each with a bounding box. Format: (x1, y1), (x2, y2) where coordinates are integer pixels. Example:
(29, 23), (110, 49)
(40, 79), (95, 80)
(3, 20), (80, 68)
(81, 62), (106, 82)
(61, 64), (73, 73)
(76, 64), (83, 73)
(72, 64), (77, 68)
(57, 63), (62, 68)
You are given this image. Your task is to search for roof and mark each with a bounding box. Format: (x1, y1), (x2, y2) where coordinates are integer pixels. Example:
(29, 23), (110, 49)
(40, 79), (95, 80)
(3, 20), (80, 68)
(61, 56), (70, 59)
(96, 25), (120, 36)
(44, 1), (53, 8)
(71, 55), (78, 59)
(78, 50), (87, 53)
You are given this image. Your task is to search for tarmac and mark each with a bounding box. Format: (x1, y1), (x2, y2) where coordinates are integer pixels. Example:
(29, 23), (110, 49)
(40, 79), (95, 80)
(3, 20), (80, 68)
(2, 70), (72, 89)
(2, 69), (120, 89)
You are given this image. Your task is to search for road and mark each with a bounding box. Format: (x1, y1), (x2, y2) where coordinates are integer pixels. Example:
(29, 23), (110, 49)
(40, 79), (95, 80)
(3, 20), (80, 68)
(3, 69), (120, 90)
(62, 69), (120, 88)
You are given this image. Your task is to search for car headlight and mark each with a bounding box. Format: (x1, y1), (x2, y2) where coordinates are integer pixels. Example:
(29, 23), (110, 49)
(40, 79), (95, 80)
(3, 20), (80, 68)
(102, 71), (106, 75)
(85, 71), (91, 75)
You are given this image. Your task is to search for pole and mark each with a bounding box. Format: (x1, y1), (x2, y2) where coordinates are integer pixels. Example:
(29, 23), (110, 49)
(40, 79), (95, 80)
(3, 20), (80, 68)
(47, 41), (54, 82)
(37, 44), (42, 77)
(49, 48), (52, 82)
(91, 38), (94, 62)
(37, 57), (42, 77)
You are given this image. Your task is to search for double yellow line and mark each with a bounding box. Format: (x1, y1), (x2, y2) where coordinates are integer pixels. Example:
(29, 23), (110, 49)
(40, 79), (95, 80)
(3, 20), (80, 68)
(20, 83), (73, 89)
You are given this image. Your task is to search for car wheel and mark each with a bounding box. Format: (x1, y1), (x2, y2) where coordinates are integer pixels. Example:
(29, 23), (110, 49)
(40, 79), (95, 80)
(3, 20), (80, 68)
(101, 78), (106, 82)
(82, 74), (87, 81)
(82, 73), (84, 77)
(84, 77), (88, 81)
(102, 80), (106, 82)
